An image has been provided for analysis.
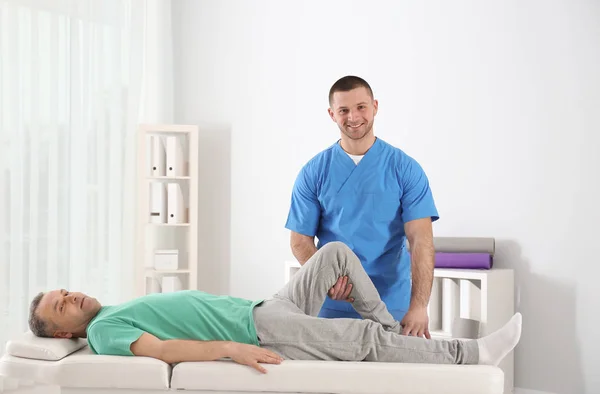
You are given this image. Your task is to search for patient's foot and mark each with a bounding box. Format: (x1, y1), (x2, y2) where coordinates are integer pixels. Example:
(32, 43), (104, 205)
(476, 312), (522, 366)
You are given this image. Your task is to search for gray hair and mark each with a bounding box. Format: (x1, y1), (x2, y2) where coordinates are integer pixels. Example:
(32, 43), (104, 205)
(28, 292), (52, 337)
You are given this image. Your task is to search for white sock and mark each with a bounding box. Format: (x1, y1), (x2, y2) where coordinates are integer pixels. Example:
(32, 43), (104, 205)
(477, 312), (522, 366)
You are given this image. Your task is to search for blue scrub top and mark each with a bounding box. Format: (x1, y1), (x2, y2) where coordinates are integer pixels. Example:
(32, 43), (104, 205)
(285, 138), (439, 321)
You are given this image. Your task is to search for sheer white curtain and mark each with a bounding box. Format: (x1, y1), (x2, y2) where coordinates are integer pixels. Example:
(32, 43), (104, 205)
(0, 0), (173, 376)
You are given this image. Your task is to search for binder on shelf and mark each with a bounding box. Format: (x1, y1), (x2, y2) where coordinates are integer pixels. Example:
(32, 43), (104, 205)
(147, 277), (162, 294)
(149, 182), (167, 223)
(150, 135), (166, 176)
(162, 276), (183, 293)
(442, 278), (460, 334)
(165, 135), (185, 176)
(167, 183), (185, 224)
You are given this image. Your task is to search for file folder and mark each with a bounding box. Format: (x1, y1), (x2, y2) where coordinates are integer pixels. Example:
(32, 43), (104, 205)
(150, 135), (166, 176)
(162, 276), (183, 293)
(167, 182), (185, 224)
(149, 182), (167, 223)
(165, 136), (185, 176)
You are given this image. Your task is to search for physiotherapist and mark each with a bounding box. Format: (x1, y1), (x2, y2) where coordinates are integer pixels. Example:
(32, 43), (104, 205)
(285, 75), (439, 338)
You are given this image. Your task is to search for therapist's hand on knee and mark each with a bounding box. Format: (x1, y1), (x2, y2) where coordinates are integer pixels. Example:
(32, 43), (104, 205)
(400, 306), (431, 339)
(328, 276), (354, 302)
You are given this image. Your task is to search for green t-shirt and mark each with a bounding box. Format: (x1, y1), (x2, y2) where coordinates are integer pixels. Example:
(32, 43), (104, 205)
(86, 290), (263, 356)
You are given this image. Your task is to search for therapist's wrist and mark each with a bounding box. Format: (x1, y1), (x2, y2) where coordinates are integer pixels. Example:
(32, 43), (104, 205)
(408, 302), (428, 311)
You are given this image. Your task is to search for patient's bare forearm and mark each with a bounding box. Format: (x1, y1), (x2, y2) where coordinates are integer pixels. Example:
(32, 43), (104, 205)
(290, 233), (317, 265)
(160, 339), (233, 364)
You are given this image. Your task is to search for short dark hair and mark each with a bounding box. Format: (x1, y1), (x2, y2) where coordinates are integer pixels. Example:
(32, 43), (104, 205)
(29, 292), (51, 337)
(328, 75), (374, 106)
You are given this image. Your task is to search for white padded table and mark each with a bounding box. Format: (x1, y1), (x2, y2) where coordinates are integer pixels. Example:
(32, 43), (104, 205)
(171, 359), (504, 394)
(0, 331), (505, 394)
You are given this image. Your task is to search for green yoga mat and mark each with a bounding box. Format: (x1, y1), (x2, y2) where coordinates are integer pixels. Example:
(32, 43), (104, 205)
(406, 237), (495, 255)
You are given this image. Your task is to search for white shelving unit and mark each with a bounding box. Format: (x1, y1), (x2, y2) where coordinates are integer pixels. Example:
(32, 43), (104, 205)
(429, 268), (515, 394)
(284, 261), (515, 394)
(135, 124), (199, 297)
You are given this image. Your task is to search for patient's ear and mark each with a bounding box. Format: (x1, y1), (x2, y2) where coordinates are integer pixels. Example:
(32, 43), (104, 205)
(53, 331), (73, 339)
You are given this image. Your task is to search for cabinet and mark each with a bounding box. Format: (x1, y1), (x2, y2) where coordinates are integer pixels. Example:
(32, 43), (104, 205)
(430, 268), (515, 394)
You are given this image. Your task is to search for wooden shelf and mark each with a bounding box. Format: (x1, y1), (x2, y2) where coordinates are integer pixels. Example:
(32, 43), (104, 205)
(135, 124), (199, 297)
(434, 267), (512, 280)
(145, 269), (192, 276)
(139, 123), (198, 133)
(429, 329), (452, 339)
(145, 223), (191, 227)
(147, 176), (191, 181)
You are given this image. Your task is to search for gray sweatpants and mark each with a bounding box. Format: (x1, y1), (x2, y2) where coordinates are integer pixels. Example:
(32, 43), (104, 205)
(252, 241), (479, 364)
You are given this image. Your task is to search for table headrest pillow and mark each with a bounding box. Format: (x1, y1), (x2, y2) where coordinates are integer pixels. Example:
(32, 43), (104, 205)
(5, 331), (88, 361)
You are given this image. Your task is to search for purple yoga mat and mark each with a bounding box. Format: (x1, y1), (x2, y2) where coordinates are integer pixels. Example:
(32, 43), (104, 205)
(434, 252), (493, 269)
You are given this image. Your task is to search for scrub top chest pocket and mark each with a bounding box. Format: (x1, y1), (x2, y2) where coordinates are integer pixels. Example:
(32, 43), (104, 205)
(369, 193), (401, 222)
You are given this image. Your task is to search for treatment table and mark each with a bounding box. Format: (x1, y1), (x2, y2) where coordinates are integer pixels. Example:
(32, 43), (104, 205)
(0, 331), (505, 394)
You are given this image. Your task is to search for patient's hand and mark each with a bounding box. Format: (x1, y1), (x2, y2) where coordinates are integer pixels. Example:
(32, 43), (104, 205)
(228, 343), (283, 373)
(328, 276), (354, 302)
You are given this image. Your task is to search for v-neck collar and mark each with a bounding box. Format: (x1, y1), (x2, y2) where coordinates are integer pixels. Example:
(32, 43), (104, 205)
(332, 138), (383, 194)
(334, 137), (381, 166)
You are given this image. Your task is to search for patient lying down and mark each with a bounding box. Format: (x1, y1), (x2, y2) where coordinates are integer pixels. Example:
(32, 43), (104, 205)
(28, 242), (521, 374)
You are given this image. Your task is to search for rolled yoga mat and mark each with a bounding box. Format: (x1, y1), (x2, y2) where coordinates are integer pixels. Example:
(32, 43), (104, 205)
(434, 252), (493, 269)
(407, 237), (495, 255)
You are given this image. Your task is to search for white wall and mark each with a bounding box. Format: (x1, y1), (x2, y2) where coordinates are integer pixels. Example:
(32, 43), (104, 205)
(172, 1), (600, 393)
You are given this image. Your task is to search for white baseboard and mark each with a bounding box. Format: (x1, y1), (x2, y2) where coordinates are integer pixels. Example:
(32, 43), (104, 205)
(0, 377), (58, 394)
(515, 388), (557, 394)
(0, 376), (17, 392)
(2, 388), (57, 394)
(0, 380), (555, 394)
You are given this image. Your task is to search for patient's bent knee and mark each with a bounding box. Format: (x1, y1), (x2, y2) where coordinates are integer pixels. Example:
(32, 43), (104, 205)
(320, 241), (354, 260)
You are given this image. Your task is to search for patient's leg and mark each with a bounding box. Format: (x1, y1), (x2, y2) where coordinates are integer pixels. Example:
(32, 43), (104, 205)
(275, 241), (402, 333)
(254, 299), (476, 364)
(253, 300), (522, 366)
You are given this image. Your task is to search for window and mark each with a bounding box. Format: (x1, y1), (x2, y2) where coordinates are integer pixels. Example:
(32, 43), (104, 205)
(0, 0), (146, 354)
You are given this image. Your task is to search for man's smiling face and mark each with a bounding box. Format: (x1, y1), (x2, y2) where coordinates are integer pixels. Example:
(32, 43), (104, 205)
(328, 86), (378, 142)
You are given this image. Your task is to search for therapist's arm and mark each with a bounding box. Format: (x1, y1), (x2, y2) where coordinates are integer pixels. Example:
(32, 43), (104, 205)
(290, 231), (317, 265)
(131, 332), (283, 373)
(401, 217), (435, 338)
